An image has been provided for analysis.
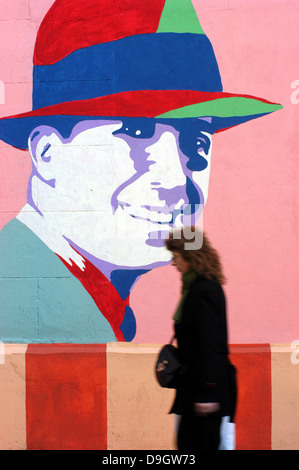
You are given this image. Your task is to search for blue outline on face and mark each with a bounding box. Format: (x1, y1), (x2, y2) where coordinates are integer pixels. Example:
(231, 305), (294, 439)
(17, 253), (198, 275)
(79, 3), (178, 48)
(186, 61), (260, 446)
(112, 117), (213, 225)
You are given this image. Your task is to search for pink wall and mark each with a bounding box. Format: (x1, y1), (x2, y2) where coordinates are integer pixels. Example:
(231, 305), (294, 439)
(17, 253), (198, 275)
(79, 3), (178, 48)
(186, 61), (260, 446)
(132, 0), (299, 343)
(0, 0), (298, 344)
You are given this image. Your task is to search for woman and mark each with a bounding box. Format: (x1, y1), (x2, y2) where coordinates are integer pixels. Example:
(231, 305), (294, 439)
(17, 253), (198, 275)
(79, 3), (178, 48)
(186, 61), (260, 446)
(165, 229), (237, 451)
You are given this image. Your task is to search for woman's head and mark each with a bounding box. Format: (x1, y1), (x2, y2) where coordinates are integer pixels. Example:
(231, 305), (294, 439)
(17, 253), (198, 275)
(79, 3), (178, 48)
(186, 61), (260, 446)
(165, 228), (226, 284)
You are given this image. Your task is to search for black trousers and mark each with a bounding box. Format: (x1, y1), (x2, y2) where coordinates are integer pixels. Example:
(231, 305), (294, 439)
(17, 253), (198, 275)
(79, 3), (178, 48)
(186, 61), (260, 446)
(177, 414), (222, 451)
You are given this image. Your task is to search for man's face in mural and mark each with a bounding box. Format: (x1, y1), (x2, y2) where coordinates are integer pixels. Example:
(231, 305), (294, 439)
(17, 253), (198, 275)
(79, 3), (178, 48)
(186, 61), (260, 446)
(29, 117), (212, 268)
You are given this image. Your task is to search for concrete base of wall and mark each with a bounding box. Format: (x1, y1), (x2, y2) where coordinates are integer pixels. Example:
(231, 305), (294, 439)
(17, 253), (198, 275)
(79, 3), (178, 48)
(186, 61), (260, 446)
(0, 343), (298, 450)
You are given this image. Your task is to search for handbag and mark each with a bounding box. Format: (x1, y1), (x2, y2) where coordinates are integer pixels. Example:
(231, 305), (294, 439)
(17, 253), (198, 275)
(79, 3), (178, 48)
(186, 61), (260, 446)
(155, 336), (184, 389)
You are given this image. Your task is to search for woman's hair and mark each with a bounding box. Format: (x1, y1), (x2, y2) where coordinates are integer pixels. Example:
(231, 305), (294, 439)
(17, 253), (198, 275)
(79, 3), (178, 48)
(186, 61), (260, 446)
(165, 228), (226, 285)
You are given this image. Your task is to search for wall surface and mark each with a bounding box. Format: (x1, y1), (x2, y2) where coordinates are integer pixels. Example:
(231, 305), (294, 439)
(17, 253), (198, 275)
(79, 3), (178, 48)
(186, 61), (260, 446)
(0, 0), (298, 450)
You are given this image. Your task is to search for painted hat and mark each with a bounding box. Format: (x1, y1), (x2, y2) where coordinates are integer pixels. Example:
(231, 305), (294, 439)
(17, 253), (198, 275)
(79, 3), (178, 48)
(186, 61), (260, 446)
(0, 0), (282, 150)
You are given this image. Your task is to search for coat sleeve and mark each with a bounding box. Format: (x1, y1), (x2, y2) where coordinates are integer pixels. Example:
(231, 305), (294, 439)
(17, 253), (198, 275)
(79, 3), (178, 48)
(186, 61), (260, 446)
(186, 282), (227, 404)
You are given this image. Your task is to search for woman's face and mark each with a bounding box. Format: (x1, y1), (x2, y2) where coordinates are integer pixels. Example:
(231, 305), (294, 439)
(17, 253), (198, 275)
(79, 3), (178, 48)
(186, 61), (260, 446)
(171, 251), (191, 274)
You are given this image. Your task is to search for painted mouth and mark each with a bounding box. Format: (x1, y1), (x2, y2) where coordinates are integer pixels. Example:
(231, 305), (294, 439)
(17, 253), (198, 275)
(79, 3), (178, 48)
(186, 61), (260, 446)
(118, 201), (186, 225)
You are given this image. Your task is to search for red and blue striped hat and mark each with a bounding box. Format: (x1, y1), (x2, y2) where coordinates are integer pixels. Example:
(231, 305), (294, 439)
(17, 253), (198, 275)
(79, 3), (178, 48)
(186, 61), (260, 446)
(0, 0), (282, 149)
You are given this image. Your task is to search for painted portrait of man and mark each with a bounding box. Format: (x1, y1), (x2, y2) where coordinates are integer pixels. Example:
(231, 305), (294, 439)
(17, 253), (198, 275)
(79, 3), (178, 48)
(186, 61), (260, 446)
(0, 0), (282, 344)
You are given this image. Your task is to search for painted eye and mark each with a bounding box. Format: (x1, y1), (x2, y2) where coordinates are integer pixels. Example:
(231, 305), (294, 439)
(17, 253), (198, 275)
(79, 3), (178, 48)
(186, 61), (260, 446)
(196, 136), (210, 154)
(189, 137), (210, 170)
(177, 130), (210, 171)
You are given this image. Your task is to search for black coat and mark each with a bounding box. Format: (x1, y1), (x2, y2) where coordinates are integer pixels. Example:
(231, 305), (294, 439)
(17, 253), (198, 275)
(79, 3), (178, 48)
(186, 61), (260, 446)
(170, 275), (237, 420)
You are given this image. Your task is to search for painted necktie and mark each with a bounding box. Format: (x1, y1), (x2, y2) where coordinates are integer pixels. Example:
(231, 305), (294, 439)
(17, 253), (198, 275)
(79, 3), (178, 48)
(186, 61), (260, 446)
(57, 254), (135, 342)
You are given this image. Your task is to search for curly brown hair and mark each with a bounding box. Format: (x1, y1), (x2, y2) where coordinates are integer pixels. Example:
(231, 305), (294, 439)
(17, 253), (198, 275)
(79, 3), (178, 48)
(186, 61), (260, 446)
(165, 228), (226, 285)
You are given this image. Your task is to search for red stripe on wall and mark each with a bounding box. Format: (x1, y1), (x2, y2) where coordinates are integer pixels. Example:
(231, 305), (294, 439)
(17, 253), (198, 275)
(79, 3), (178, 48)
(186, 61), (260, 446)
(26, 344), (107, 450)
(230, 344), (272, 450)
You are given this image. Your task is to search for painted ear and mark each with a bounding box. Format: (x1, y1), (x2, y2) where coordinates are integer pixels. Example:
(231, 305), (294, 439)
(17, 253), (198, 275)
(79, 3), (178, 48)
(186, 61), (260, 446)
(28, 126), (63, 183)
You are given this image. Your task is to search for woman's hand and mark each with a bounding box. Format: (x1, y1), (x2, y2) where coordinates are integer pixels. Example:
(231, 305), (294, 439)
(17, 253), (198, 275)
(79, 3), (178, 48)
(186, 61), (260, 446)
(194, 402), (220, 416)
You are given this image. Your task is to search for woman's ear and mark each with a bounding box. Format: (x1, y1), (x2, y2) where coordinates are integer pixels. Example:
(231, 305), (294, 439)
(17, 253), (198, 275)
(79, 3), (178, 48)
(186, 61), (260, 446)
(28, 126), (63, 183)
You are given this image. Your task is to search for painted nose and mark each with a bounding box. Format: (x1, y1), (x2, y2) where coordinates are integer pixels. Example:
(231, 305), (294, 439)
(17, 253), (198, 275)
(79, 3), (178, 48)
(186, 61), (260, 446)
(145, 131), (186, 199)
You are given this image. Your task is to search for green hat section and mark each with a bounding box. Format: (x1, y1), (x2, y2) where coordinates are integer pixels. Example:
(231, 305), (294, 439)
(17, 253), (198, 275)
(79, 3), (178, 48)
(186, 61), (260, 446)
(155, 0), (283, 126)
(157, 96), (283, 119)
(157, 0), (205, 34)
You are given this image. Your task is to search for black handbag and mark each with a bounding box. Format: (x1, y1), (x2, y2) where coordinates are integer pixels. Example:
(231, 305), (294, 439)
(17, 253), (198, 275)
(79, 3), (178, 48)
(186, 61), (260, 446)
(155, 336), (184, 389)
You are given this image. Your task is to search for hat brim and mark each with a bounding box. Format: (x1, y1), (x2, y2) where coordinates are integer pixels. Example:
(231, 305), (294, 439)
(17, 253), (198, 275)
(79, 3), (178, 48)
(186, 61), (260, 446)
(0, 89), (282, 150)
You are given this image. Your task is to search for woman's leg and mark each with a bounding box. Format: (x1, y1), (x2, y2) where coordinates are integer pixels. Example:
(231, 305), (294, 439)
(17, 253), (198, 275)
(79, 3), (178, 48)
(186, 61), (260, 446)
(177, 414), (222, 451)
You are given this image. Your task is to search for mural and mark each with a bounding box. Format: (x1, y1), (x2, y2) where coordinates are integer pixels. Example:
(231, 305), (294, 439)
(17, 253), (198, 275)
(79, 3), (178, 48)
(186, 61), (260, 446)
(0, 0), (282, 344)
